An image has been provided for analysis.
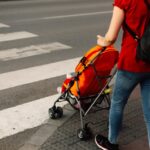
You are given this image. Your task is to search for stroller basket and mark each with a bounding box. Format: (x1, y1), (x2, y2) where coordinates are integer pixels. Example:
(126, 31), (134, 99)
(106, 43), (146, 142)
(49, 45), (119, 140)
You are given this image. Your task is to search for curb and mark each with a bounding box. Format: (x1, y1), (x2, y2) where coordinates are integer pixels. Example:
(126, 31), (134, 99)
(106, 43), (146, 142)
(18, 104), (76, 150)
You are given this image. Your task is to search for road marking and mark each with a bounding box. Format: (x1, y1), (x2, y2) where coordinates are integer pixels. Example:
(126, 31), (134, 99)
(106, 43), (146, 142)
(0, 31), (38, 42)
(0, 23), (10, 28)
(0, 42), (72, 61)
(0, 94), (67, 139)
(0, 57), (81, 90)
(11, 11), (112, 23)
(43, 11), (112, 20)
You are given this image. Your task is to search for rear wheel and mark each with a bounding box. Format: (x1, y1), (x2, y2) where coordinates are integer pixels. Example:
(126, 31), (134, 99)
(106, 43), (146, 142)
(77, 126), (92, 141)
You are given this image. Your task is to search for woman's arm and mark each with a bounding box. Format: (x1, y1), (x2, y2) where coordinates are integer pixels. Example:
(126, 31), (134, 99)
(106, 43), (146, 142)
(97, 6), (125, 47)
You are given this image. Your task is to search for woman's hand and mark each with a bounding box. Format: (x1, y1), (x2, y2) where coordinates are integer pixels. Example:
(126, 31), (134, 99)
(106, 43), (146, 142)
(97, 35), (112, 47)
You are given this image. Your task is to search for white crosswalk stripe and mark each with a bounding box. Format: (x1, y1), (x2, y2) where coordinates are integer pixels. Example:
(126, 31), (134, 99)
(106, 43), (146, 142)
(0, 23), (10, 28)
(0, 42), (72, 61)
(0, 31), (38, 42)
(0, 57), (80, 91)
(0, 94), (67, 139)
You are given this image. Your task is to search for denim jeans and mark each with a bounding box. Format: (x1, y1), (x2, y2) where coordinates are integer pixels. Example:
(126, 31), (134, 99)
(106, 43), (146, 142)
(108, 70), (150, 146)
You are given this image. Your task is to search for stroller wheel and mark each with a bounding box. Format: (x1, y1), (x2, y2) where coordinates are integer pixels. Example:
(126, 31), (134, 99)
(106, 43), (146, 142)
(77, 127), (92, 141)
(48, 106), (63, 119)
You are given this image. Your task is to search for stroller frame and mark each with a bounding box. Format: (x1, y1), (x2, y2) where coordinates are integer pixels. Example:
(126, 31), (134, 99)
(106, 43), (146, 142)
(49, 47), (117, 140)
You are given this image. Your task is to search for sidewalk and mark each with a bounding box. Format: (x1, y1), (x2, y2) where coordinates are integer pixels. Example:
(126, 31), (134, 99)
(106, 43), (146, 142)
(19, 86), (149, 150)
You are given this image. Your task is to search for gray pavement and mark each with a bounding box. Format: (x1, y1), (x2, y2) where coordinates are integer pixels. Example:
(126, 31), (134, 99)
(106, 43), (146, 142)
(19, 86), (149, 150)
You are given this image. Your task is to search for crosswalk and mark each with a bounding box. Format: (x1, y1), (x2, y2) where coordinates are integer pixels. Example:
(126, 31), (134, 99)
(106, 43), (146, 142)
(0, 22), (79, 139)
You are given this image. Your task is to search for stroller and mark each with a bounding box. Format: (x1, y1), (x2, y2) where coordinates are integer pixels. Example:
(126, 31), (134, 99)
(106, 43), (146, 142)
(49, 45), (119, 140)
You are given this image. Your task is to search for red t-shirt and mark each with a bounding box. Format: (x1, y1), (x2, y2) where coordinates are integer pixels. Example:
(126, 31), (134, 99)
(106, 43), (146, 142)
(113, 0), (150, 73)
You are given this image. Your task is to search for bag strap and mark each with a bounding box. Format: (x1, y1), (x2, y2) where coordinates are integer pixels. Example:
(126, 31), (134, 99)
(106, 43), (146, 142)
(124, 22), (140, 42)
(124, 0), (150, 42)
(144, 0), (150, 9)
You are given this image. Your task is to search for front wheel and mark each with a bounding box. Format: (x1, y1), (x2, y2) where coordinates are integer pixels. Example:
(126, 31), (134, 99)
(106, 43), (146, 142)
(49, 106), (63, 119)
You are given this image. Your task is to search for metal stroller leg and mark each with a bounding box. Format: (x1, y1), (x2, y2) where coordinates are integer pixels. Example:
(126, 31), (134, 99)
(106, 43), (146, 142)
(77, 101), (93, 141)
(79, 101), (84, 129)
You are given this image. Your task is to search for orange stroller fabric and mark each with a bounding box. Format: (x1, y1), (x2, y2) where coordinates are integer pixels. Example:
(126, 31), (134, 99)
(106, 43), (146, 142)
(64, 45), (119, 97)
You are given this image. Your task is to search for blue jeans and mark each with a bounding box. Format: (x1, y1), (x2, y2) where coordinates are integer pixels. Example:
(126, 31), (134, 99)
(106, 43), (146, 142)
(108, 70), (150, 146)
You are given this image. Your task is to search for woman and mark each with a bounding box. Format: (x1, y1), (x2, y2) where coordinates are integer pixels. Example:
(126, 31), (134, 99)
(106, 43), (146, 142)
(95, 0), (150, 149)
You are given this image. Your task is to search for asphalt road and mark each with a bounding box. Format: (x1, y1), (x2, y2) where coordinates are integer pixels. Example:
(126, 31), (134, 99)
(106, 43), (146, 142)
(0, 0), (122, 149)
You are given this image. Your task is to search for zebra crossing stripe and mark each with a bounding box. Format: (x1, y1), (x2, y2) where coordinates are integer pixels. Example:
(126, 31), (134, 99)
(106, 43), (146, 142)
(0, 31), (38, 42)
(0, 23), (10, 28)
(0, 42), (72, 61)
(0, 94), (67, 139)
(0, 57), (81, 90)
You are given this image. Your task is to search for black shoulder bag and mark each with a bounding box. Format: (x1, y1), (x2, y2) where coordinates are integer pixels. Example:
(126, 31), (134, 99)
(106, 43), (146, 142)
(124, 1), (150, 63)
